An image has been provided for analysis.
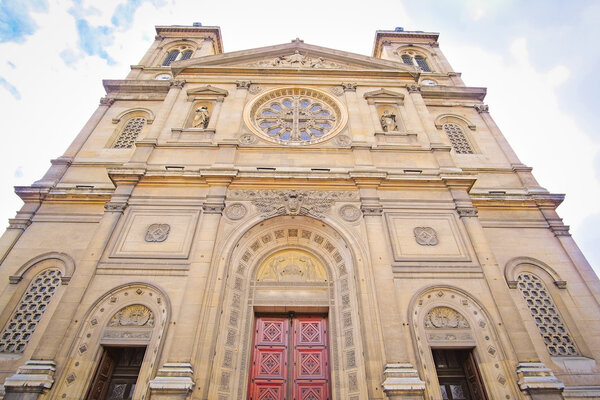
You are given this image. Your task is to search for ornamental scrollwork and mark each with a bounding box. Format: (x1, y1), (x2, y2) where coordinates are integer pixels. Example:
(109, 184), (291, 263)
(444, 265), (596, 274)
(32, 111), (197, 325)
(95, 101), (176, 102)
(145, 223), (170, 242)
(230, 190), (356, 218)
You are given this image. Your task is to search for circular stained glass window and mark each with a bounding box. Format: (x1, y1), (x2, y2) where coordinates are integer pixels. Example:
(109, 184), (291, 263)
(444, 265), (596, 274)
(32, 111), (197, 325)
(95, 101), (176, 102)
(245, 87), (347, 145)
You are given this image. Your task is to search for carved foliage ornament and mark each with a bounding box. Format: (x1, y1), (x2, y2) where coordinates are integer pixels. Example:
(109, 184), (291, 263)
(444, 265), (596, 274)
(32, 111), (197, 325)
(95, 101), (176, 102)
(413, 227), (438, 246)
(231, 190), (355, 218)
(425, 307), (470, 329)
(108, 305), (155, 327)
(145, 223), (170, 242)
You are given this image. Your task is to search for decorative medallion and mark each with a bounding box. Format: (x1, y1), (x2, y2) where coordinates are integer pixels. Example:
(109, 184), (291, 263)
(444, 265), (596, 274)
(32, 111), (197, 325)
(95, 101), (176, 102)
(239, 133), (257, 145)
(225, 203), (247, 220)
(108, 305), (154, 327)
(145, 223), (170, 242)
(425, 307), (469, 329)
(244, 87), (347, 146)
(334, 134), (352, 147)
(339, 205), (361, 222)
(413, 227), (438, 246)
(231, 189), (355, 218)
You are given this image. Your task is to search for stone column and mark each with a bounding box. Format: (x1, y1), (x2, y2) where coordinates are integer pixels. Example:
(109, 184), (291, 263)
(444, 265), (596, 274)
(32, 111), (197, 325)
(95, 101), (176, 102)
(149, 177), (230, 399)
(4, 172), (142, 399)
(406, 85), (457, 171)
(355, 178), (425, 400)
(342, 83), (368, 144)
(447, 180), (564, 399)
(127, 80), (186, 166)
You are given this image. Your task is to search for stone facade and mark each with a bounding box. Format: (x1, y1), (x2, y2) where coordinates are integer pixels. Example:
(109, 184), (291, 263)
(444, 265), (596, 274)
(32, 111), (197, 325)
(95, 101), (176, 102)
(0, 25), (598, 400)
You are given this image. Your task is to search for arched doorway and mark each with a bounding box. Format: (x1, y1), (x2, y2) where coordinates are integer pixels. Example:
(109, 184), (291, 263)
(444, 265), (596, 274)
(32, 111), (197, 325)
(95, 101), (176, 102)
(207, 215), (368, 399)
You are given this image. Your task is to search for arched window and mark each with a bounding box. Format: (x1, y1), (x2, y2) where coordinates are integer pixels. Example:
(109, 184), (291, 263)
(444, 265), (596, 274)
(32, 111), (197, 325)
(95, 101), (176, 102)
(113, 117), (146, 149)
(161, 46), (194, 66)
(0, 269), (62, 353)
(516, 273), (579, 356)
(443, 123), (474, 154)
(399, 51), (432, 72)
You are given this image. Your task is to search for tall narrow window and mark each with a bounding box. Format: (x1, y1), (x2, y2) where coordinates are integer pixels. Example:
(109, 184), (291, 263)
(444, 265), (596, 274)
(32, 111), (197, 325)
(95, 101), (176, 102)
(443, 123), (474, 154)
(162, 50), (179, 66)
(113, 117), (146, 149)
(415, 55), (431, 72)
(401, 54), (413, 65)
(517, 273), (579, 356)
(180, 50), (193, 60)
(0, 269), (62, 353)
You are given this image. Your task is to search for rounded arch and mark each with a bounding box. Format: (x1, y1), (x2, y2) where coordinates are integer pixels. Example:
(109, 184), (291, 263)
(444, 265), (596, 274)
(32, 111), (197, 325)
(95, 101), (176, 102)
(505, 256), (566, 289)
(408, 285), (522, 400)
(434, 113), (476, 131)
(9, 251), (75, 284)
(393, 44), (435, 57)
(111, 107), (155, 125)
(204, 214), (369, 400)
(52, 282), (171, 400)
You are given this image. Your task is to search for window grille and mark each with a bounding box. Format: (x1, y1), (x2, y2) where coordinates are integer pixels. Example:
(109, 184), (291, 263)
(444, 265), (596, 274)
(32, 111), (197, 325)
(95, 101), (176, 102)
(0, 269), (62, 353)
(180, 50), (193, 60)
(113, 117), (146, 149)
(162, 50), (179, 66)
(401, 55), (412, 65)
(415, 55), (431, 72)
(443, 123), (473, 154)
(517, 273), (579, 356)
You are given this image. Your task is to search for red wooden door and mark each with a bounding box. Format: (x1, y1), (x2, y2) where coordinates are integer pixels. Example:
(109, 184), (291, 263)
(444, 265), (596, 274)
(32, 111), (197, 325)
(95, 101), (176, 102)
(249, 315), (329, 400)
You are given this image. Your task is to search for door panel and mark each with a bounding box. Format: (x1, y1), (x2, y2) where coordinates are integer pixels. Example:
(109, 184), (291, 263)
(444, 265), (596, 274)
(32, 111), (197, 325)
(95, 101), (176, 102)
(249, 315), (329, 400)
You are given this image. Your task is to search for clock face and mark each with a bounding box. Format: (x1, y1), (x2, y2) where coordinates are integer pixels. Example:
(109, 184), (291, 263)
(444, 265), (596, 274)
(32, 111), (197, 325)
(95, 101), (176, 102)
(155, 73), (171, 80)
(421, 79), (437, 86)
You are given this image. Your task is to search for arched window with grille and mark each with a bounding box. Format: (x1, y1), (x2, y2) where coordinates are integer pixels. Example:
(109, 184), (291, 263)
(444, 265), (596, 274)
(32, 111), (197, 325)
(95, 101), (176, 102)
(113, 117), (146, 149)
(399, 51), (432, 72)
(516, 272), (580, 357)
(161, 46), (195, 66)
(0, 269), (62, 353)
(443, 123), (474, 154)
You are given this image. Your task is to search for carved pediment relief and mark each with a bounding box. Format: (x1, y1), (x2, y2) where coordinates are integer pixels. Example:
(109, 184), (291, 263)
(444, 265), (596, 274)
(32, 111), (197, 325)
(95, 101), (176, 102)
(242, 51), (349, 69)
(425, 306), (469, 329)
(108, 304), (155, 328)
(257, 249), (327, 282)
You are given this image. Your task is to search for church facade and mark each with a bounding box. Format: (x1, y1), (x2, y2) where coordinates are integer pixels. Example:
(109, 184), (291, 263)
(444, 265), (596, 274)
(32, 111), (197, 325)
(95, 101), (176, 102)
(0, 24), (598, 400)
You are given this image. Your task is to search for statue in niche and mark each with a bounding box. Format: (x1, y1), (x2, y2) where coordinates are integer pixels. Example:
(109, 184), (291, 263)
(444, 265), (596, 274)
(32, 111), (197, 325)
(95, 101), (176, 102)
(192, 105), (210, 128)
(380, 110), (398, 132)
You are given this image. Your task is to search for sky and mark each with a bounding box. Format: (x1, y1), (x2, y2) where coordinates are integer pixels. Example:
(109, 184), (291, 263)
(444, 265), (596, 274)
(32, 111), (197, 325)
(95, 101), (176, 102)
(0, 0), (599, 275)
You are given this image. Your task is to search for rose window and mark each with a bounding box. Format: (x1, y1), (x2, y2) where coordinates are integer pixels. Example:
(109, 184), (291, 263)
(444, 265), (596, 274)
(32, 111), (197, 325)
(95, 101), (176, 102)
(245, 88), (346, 145)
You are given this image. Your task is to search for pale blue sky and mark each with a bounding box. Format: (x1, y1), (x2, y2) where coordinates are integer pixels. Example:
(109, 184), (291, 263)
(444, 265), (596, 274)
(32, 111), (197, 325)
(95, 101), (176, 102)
(1, 0), (598, 274)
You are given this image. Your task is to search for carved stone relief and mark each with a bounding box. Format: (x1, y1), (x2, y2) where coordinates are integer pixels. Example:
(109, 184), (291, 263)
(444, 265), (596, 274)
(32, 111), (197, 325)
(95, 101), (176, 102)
(413, 227), (438, 246)
(334, 134), (352, 147)
(425, 306), (469, 329)
(224, 203), (247, 220)
(231, 189), (356, 218)
(108, 305), (155, 327)
(145, 223), (170, 242)
(339, 205), (361, 222)
(256, 249), (327, 282)
(248, 51), (346, 69)
(239, 133), (257, 145)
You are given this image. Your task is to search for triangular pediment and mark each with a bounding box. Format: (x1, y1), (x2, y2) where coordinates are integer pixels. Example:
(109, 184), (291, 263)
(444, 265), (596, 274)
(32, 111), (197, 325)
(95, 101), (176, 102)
(363, 88), (405, 100)
(171, 41), (417, 74)
(186, 85), (229, 97)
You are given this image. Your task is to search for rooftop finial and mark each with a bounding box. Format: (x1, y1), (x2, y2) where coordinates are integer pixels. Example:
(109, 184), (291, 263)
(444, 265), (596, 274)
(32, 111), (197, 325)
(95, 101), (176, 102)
(291, 37), (304, 43)
(395, 27), (404, 32)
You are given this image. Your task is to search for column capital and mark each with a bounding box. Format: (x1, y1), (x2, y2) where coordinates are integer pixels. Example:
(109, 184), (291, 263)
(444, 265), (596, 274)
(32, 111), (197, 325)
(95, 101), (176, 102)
(236, 80), (251, 90)
(99, 97), (115, 106)
(475, 104), (490, 113)
(170, 79), (186, 88)
(341, 82), (357, 92)
(407, 84), (421, 93)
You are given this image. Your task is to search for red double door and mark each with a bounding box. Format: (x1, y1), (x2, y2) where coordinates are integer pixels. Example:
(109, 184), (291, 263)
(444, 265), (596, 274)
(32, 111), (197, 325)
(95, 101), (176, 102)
(248, 315), (330, 400)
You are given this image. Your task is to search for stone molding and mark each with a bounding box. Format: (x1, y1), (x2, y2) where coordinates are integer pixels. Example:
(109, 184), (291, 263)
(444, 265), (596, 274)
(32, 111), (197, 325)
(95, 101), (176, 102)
(516, 362), (565, 394)
(381, 363), (426, 397)
(4, 360), (56, 393)
(149, 362), (195, 395)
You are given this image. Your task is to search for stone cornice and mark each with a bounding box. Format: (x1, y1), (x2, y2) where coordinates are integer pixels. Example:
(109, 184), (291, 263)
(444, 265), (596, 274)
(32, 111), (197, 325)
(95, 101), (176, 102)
(155, 25), (223, 53)
(420, 85), (487, 101)
(103, 80), (171, 95)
